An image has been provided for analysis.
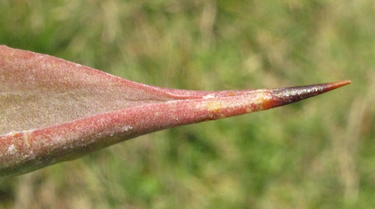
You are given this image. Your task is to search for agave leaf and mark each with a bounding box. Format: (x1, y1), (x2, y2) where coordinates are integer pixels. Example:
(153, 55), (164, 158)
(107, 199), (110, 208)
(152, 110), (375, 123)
(0, 45), (350, 179)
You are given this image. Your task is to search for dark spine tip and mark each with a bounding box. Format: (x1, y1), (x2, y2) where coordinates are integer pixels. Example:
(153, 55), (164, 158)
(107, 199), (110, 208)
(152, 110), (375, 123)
(266, 80), (351, 108)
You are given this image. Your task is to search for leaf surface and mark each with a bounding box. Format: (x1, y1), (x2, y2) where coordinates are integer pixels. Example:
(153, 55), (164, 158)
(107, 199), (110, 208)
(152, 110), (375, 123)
(0, 45), (350, 179)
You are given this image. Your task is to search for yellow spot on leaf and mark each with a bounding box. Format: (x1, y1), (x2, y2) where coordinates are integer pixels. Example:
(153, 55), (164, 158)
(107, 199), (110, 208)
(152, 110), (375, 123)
(206, 101), (223, 114)
(206, 102), (226, 118)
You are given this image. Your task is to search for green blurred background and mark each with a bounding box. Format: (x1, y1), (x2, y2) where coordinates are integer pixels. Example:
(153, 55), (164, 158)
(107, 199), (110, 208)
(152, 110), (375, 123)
(0, 0), (373, 208)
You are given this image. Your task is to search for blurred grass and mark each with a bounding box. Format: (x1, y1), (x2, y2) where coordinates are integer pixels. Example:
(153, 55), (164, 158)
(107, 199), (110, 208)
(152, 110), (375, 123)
(0, 0), (374, 208)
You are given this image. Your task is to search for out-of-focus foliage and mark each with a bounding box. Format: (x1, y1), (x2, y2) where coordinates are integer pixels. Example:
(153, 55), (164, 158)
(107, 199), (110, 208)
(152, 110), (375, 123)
(0, 0), (373, 208)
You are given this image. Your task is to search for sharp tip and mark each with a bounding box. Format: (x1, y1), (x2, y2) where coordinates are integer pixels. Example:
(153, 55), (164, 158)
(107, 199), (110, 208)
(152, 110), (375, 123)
(323, 80), (351, 90)
(263, 80), (351, 109)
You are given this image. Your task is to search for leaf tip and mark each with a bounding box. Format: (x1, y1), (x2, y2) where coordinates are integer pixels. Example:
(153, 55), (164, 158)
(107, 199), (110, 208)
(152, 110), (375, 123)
(261, 80), (351, 110)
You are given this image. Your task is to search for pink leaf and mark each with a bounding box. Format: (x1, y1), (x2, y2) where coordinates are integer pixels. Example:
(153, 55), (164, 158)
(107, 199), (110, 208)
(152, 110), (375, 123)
(0, 45), (350, 179)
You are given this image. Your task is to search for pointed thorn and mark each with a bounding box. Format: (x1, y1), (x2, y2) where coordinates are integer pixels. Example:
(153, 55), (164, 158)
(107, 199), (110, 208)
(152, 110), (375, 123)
(262, 80), (351, 109)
